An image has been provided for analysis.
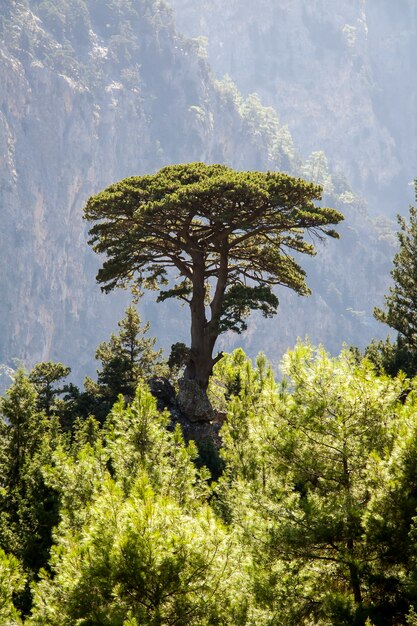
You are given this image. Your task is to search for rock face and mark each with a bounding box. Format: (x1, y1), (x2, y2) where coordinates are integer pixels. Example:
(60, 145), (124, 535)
(0, 0), (400, 381)
(148, 376), (221, 459)
(169, 0), (417, 216)
(177, 379), (213, 423)
(0, 0), (302, 378)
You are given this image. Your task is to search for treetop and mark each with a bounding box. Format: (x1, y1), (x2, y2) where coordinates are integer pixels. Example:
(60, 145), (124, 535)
(84, 162), (343, 294)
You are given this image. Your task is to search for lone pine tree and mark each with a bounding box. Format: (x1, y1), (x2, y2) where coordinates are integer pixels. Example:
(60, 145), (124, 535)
(84, 163), (343, 392)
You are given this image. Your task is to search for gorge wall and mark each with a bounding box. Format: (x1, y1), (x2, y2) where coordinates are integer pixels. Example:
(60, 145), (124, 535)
(170, 0), (417, 216)
(0, 0), (400, 381)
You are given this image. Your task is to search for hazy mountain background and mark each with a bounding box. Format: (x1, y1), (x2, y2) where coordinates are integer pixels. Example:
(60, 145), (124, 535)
(170, 0), (417, 216)
(0, 0), (413, 383)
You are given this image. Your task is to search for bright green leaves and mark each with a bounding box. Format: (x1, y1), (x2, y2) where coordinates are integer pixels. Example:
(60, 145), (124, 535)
(0, 548), (25, 625)
(362, 390), (417, 614)
(3, 343), (417, 624)
(28, 383), (245, 626)
(374, 185), (417, 376)
(274, 346), (404, 613)
(216, 343), (410, 625)
(104, 383), (207, 505)
(30, 479), (242, 626)
(85, 304), (166, 420)
(0, 370), (65, 614)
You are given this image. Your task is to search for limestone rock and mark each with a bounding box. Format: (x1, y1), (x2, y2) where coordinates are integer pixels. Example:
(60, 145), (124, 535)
(0, 0), (402, 381)
(169, 0), (417, 215)
(177, 378), (214, 423)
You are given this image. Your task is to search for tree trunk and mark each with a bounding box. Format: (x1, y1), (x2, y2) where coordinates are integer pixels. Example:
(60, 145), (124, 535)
(184, 253), (220, 391)
(184, 299), (216, 392)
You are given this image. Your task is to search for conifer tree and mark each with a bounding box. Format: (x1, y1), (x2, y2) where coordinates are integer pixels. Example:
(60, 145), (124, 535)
(0, 370), (64, 614)
(0, 548), (25, 625)
(364, 402), (417, 623)
(29, 361), (71, 417)
(84, 304), (166, 419)
(84, 162), (343, 392)
(0, 370), (38, 488)
(374, 183), (417, 375)
(28, 384), (247, 626)
(217, 344), (407, 625)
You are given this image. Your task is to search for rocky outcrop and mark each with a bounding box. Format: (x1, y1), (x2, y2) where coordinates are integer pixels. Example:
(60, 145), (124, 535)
(148, 376), (177, 413)
(177, 378), (213, 423)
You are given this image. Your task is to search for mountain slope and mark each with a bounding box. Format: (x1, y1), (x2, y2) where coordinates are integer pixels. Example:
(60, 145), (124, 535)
(169, 0), (417, 216)
(0, 0), (395, 379)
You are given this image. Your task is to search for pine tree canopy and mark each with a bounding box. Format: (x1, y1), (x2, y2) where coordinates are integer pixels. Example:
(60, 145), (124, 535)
(84, 162), (343, 390)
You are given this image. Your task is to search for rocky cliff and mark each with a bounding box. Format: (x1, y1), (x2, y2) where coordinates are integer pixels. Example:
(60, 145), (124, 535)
(169, 0), (417, 216)
(0, 0), (396, 380)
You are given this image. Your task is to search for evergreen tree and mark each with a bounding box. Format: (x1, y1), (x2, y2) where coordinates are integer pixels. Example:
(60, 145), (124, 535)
(29, 361), (71, 417)
(28, 384), (247, 626)
(217, 344), (407, 625)
(0, 371), (64, 614)
(0, 370), (38, 489)
(363, 393), (417, 623)
(374, 185), (417, 376)
(0, 547), (25, 625)
(96, 304), (164, 394)
(83, 304), (166, 420)
(84, 162), (343, 392)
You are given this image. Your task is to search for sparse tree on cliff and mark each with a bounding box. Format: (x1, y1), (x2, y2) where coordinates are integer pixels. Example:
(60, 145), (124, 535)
(84, 162), (343, 391)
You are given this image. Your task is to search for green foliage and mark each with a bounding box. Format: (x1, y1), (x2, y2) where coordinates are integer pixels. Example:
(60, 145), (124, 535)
(84, 162), (343, 390)
(85, 162), (341, 297)
(0, 548), (25, 625)
(168, 341), (190, 372)
(407, 607), (417, 626)
(0, 370), (65, 614)
(29, 361), (71, 417)
(216, 343), (408, 624)
(83, 304), (166, 420)
(29, 478), (244, 626)
(364, 336), (417, 378)
(4, 342), (417, 623)
(362, 393), (417, 620)
(374, 184), (417, 376)
(0, 370), (38, 489)
(28, 383), (247, 626)
(219, 284), (279, 333)
(104, 384), (208, 504)
(209, 348), (276, 420)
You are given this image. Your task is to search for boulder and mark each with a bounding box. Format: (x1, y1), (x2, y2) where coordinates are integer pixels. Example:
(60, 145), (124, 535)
(177, 378), (214, 423)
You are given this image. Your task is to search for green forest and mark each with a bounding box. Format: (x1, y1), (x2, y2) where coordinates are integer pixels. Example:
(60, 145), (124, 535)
(2, 164), (417, 626)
